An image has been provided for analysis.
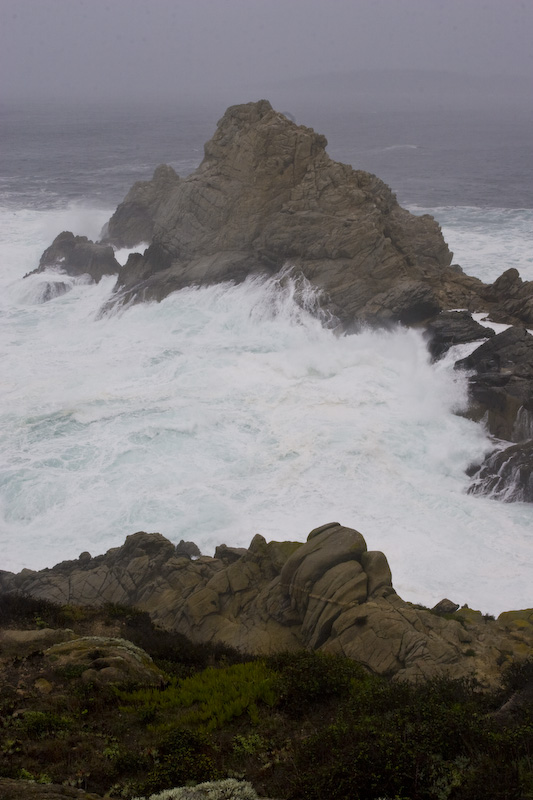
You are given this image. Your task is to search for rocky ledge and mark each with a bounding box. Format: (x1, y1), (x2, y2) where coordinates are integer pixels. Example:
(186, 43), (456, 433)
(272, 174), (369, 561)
(2, 526), (531, 686)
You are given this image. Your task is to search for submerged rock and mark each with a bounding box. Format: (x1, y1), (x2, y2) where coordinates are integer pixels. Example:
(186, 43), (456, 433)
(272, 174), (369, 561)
(2, 527), (531, 686)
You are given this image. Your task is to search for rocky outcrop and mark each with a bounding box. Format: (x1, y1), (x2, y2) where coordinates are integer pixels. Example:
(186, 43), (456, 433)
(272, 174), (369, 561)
(455, 326), (533, 441)
(481, 268), (533, 327)
(102, 164), (181, 248)
(94, 100), (490, 327)
(35, 101), (533, 331)
(424, 310), (495, 361)
(2, 527), (531, 686)
(467, 441), (533, 502)
(27, 231), (120, 284)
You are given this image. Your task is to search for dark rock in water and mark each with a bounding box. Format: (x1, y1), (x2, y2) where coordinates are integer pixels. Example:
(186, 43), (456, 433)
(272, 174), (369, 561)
(424, 310), (495, 361)
(29, 231), (120, 283)
(102, 163), (181, 248)
(2, 526), (532, 685)
(36, 280), (71, 302)
(482, 268), (533, 327)
(467, 441), (533, 502)
(100, 100), (488, 328)
(455, 326), (533, 440)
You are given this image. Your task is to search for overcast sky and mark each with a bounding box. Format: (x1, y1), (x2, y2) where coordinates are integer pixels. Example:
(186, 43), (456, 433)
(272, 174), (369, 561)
(1, 0), (532, 103)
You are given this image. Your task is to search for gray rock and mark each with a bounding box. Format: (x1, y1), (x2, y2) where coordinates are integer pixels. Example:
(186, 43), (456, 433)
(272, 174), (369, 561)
(28, 231), (120, 283)
(102, 163), (181, 248)
(455, 326), (533, 440)
(101, 101), (488, 328)
(467, 441), (533, 502)
(424, 310), (495, 361)
(2, 526), (531, 686)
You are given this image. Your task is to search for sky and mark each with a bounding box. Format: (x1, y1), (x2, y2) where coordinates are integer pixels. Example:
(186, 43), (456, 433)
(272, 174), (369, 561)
(1, 0), (532, 104)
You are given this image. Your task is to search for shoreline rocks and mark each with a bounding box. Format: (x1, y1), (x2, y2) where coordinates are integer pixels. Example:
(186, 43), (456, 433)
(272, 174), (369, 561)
(1, 527), (531, 686)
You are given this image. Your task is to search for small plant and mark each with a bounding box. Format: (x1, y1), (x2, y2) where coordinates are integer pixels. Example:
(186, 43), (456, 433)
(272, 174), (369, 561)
(133, 777), (258, 800)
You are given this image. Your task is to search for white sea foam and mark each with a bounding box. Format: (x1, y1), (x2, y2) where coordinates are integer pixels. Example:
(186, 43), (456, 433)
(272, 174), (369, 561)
(409, 205), (533, 283)
(0, 205), (532, 614)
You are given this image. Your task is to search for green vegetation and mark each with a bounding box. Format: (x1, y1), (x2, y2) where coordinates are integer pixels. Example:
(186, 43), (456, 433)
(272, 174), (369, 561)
(0, 593), (532, 799)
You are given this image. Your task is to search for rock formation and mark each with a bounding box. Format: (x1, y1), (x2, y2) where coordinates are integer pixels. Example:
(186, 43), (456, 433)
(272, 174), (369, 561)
(455, 326), (533, 440)
(2, 526), (531, 686)
(424, 310), (495, 361)
(467, 440), (533, 502)
(26, 231), (120, 285)
(29, 100), (533, 501)
(101, 100), (488, 327)
(102, 164), (181, 248)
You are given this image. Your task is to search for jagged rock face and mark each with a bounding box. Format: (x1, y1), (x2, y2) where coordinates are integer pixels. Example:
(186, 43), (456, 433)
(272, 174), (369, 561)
(455, 326), (533, 441)
(482, 268), (533, 327)
(2, 527), (531, 685)
(27, 231), (120, 283)
(102, 164), (181, 248)
(424, 310), (495, 361)
(104, 100), (486, 327)
(467, 441), (533, 502)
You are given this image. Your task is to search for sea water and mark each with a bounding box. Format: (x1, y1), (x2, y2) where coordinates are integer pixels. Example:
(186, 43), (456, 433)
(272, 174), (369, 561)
(0, 99), (532, 614)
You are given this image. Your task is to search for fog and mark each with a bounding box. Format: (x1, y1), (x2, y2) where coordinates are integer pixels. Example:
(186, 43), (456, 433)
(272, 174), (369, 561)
(1, 0), (532, 108)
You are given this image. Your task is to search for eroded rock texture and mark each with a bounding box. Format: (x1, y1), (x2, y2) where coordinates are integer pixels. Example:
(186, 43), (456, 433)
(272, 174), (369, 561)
(99, 100), (487, 326)
(2, 527), (531, 686)
(28, 231), (120, 284)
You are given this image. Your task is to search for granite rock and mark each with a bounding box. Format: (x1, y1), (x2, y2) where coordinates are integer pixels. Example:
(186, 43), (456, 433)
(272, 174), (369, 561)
(2, 527), (531, 686)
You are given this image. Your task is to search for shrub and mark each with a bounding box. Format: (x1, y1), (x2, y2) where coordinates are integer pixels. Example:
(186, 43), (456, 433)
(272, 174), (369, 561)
(134, 728), (218, 796)
(117, 661), (278, 731)
(267, 650), (368, 715)
(133, 777), (258, 800)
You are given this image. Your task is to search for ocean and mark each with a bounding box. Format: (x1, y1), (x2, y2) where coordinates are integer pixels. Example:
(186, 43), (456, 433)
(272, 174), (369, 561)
(0, 98), (532, 614)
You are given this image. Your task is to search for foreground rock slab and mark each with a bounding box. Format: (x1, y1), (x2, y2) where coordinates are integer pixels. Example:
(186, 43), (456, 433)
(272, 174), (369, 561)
(2, 527), (531, 686)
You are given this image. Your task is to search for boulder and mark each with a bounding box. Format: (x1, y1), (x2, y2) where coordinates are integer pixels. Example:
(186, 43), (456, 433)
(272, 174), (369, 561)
(482, 268), (533, 327)
(455, 326), (533, 440)
(2, 526), (532, 686)
(27, 231), (120, 283)
(44, 635), (164, 687)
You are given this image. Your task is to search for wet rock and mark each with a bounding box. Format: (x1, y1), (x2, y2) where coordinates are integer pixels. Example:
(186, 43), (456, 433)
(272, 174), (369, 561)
(29, 231), (120, 283)
(482, 268), (533, 327)
(424, 310), (495, 360)
(455, 326), (533, 440)
(467, 441), (533, 502)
